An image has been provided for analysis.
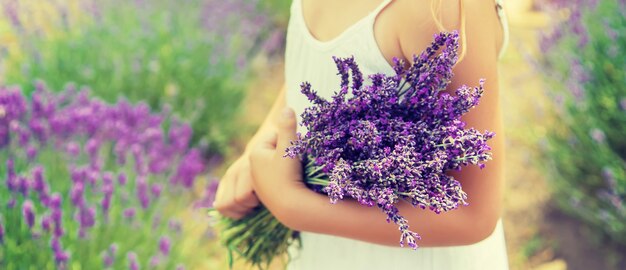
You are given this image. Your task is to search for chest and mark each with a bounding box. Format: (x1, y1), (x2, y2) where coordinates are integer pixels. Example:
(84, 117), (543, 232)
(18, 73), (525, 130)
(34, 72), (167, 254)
(300, 0), (402, 66)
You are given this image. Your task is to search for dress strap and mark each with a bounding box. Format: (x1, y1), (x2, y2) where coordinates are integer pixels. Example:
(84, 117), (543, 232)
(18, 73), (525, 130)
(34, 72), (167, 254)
(495, 0), (509, 59)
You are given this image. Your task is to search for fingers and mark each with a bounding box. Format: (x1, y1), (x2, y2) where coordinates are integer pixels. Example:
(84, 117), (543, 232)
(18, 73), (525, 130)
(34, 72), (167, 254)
(233, 162), (260, 210)
(275, 108), (298, 158)
(256, 130), (278, 150)
(214, 159), (258, 220)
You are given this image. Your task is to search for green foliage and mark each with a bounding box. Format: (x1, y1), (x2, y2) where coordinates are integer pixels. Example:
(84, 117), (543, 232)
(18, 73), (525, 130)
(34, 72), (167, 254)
(260, 0), (292, 25)
(539, 0), (626, 245)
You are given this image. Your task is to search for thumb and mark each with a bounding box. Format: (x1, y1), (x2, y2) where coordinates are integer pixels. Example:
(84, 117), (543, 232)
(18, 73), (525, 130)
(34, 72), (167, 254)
(276, 107), (298, 157)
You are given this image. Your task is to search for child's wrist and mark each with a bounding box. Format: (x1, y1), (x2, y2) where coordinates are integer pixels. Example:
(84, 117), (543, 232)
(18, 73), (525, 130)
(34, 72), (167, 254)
(269, 185), (310, 230)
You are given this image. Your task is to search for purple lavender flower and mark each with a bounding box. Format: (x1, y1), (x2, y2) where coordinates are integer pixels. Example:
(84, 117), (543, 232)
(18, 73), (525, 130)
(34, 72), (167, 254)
(77, 206), (96, 231)
(0, 219), (5, 244)
(52, 209), (65, 237)
(70, 182), (85, 207)
(149, 255), (160, 267)
(6, 159), (17, 192)
(1, 0), (21, 29)
(159, 236), (171, 256)
(66, 141), (81, 157)
(51, 237), (62, 252)
(221, 31), (495, 268)
(102, 243), (118, 267)
(101, 192), (113, 215)
(103, 254), (114, 268)
(18, 176), (30, 196)
(150, 183), (162, 199)
(118, 172), (127, 186)
(7, 198), (16, 209)
(193, 180), (219, 209)
(50, 193), (62, 208)
(284, 31), (492, 248)
(168, 219), (182, 234)
(109, 243), (118, 254)
(55, 250), (70, 265)
(22, 200), (36, 229)
(86, 138), (100, 159)
(590, 128), (605, 144)
(41, 215), (52, 232)
(128, 252), (140, 270)
(171, 149), (205, 187)
(26, 145), (38, 160)
(32, 166), (46, 193)
(136, 176), (150, 209)
(123, 208), (136, 221)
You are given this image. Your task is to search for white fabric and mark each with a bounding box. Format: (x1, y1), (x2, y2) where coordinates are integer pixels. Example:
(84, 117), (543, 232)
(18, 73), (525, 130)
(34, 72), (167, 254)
(284, 0), (510, 269)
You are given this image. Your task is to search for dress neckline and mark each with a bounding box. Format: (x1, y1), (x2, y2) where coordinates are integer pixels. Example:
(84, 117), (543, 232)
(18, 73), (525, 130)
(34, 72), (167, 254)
(295, 0), (393, 50)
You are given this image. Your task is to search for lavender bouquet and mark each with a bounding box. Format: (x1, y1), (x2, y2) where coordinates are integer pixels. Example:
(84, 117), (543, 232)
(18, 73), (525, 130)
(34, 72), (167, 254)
(217, 31), (494, 268)
(0, 82), (215, 269)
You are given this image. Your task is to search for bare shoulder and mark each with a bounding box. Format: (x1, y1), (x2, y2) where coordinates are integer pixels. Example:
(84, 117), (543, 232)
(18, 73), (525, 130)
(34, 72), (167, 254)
(385, 0), (501, 62)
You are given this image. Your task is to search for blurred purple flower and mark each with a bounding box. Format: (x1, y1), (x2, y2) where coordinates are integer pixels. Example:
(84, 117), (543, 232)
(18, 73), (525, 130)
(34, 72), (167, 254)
(136, 176), (150, 209)
(150, 183), (162, 199)
(0, 219), (5, 244)
(194, 180), (219, 209)
(171, 149), (205, 187)
(128, 252), (140, 270)
(103, 254), (114, 268)
(1, 0), (21, 29)
(7, 198), (16, 209)
(118, 172), (127, 186)
(50, 193), (62, 209)
(590, 128), (605, 144)
(41, 215), (52, 232)
(18, 176), (30, 197)
(55, 250), (70, 264)
(66, 142), (81, 157)
(32, 166), (46, 193)
(123, 208), (136, 221)
(149, 255), (160, 267)
(168, 219), (182, 234)
(159, 236), (171, 256)
(70, 182), (85, 207)
(109, 243), (118, 254)
(22, 200), (36, 229)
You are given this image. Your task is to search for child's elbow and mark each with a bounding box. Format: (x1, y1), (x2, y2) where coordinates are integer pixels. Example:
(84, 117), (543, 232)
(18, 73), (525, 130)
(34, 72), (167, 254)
(459, 212), (500, 245)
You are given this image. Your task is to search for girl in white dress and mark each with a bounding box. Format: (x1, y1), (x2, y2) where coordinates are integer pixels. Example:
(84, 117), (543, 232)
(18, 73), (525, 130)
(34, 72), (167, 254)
(215, 0), (510, 269)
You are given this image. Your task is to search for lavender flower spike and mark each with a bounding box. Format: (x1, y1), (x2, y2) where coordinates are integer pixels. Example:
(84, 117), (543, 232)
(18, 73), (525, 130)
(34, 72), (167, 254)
(128, 252), (140, 270)
(0, 219), (5, 244)
(22, 200), (36, 229)
(159, 236), (171, 256)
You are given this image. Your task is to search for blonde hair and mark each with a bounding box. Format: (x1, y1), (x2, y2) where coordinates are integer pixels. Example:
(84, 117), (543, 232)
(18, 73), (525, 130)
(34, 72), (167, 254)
(430, 0), (467, 63)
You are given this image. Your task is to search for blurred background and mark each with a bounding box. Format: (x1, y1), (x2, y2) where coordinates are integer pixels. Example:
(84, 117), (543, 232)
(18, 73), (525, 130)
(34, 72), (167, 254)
(0, 0), (624, 269)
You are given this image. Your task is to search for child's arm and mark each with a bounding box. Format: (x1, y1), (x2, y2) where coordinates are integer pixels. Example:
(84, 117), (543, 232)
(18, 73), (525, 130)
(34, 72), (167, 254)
(213, 84), (287, 219)
(249, 0), (504, 247)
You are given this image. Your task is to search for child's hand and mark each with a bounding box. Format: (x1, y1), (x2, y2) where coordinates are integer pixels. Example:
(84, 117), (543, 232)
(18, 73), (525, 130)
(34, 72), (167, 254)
(213, 155), (260, 220)
(249, 108), (306, 215)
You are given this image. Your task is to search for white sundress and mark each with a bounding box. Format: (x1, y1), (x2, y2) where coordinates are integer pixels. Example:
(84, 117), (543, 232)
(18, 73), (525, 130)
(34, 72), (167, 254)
(284, 0), (510, 269)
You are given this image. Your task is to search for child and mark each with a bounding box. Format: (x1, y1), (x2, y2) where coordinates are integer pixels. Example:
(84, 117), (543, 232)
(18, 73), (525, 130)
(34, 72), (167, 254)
(215, 0), (509, 269)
